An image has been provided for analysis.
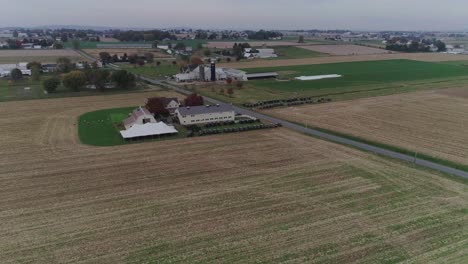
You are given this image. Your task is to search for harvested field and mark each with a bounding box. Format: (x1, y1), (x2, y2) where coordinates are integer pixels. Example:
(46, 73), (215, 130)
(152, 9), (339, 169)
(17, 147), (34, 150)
(219, 52), (468, 69)
(83, 48), (171, 59)
(0, 49), (86, 63)
(265, 87), (468, 167)
(298, 44), (393, 56)
(205, 41), (311, 49)
(0, 93), (467, 263)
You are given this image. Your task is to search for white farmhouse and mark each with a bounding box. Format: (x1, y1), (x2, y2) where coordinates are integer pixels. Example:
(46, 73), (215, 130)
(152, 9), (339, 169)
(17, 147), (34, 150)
(123, 107), (157, 130)
(175, 105), (236, 125)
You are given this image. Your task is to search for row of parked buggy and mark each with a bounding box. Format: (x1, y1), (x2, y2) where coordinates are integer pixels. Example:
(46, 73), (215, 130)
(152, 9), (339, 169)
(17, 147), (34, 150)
(243, 97), (332, 109)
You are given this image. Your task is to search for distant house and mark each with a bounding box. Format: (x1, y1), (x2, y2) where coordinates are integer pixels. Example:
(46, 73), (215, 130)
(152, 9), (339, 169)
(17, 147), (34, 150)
(123, 107), (157, 130)
(244, 48), (278, 59)
(145, 97), (181, 115)
(0, 62), (31, 77)
(175, 104), (236, 125)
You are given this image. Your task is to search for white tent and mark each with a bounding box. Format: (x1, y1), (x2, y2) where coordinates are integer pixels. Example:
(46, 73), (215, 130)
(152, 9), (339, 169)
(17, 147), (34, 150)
(120, 122), (178, 139)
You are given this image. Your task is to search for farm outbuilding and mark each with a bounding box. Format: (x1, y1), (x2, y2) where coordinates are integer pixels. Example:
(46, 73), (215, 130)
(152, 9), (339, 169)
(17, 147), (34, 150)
(120, 122), (178, 139)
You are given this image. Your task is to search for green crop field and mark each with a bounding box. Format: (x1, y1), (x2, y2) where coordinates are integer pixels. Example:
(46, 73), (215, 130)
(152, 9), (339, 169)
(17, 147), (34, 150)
(198, 59), (468, 104)
(78, 107), (187, 146)
(271, 46), (328, 59)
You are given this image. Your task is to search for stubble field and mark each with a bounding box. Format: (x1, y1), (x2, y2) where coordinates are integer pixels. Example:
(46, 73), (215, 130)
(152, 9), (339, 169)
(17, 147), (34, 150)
(219, 52), (468, 69)
(298, 44), (393, 56)
(0, 92), (467, 263)
(265, 88), (468, 168)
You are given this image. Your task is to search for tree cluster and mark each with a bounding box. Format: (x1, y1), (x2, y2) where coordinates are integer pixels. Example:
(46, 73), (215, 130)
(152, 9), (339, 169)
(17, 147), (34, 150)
(245, 30), (283, 40)
(184, 93), (204, 107)
(114, 30), (176, 42)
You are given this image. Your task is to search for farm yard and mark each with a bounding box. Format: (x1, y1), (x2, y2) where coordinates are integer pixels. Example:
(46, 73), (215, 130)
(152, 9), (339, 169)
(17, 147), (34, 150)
(265, 87), (468, 169)
(199, 59), (468, 104)
(0, 93), (467, 263)
(219, 52), (468, 69)
(0, 49), (87, 63)
(83, 48), (171, 60)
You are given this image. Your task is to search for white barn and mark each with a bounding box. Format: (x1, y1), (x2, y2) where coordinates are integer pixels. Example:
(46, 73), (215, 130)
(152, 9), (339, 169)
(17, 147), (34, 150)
(244, 48), (278, 59)
(123, 107), (157, 130)
(175, 65), (247, 82)
(175, 105), (236, 125)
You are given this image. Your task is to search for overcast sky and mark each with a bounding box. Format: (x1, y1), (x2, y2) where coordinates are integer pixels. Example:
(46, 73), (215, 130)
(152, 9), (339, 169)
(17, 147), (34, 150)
(1, 0), (467, 31)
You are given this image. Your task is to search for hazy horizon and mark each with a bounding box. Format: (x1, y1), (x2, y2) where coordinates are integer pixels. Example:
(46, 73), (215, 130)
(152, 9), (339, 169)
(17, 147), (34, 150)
(2, 0), (468, 31)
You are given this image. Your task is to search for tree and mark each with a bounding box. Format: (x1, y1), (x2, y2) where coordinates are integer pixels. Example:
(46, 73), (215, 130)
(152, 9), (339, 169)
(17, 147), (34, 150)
(53, 42), (63, 49)
(144, 52), (154, 63)
(226, 77), (233, 84)
(72, 39), (80, 50)
(137, 59), (145, 66)
(190, 55), (203, 65)
(99, 52), (111, 64)
(298, 35), (305, 43)
(111, 70), (136, 89)
(63, 71), (87, 91)
(56, 57), (74, 73)
(174, 42), (186, 50)
(156, 61), (161, 66)
(10, 68), (23, 80)
(184, 93), (204, 106)
(236, 81), (244, 89)
(86, 69), (110, 92)
(128, 54), (139, 64)
(227, 87), (234, 97)
(203, 49), (212, 56)
(27, 61), (42, 70)
(172, 60), (177, 65)
(145, 97), (169, 116)
(226, 57), (232, 63)
(43, 77), (61, 93)
(435, 40), (447, 52)
(31, 65), (41, 81)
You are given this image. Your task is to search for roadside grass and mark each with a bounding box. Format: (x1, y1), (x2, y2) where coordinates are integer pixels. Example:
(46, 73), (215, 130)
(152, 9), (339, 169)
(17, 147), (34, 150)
(288, 120), (468, 181)
(78, 107), (188, 146)
(270, 46), (328, 60)
(122, 63), (180, 79)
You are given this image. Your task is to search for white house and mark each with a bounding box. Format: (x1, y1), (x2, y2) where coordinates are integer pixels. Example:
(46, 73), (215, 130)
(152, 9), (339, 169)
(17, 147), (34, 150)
(176, 105), (236, 125)
(123, 107), (157, 130)
(0, 62), (30, 77)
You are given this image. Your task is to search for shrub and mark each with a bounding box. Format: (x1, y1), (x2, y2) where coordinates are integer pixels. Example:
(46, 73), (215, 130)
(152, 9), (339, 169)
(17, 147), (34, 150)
(63, 71), (87, 91)
(10, 68), (23, 80)
(43, 77), (61, 93)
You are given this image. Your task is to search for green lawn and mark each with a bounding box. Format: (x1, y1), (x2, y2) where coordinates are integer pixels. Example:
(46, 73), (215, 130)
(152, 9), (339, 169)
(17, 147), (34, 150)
(123, 63), (180, 79)
(78, 107), (188, 146)
(270, 46), (328, 59)
(197, 59), (468, 104)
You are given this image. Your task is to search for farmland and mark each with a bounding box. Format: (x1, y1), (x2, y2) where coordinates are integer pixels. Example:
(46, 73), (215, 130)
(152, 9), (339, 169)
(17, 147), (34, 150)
(270, 46), (328, 59)
(218, 52), (468, 69)
(265, 87), (468, 169)
(298, 44), (393, 55)
(0, 49), (87, 63)
(0, 93), (467, 263)
(199, 59), (468, 104)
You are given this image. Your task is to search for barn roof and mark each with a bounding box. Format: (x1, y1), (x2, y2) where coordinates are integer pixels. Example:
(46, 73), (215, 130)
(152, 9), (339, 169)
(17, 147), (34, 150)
(177, 104), (235, 116)
(123, 107), (152, 127)
(120, 122), (178, 139)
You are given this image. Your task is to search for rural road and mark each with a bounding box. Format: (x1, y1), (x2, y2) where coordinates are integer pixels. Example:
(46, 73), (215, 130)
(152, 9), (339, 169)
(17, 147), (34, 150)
(138, 76), (468, 180)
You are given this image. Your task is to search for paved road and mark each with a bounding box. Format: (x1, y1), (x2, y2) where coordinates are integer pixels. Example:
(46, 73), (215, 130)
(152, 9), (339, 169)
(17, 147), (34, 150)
(139, 76), (468, 180)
